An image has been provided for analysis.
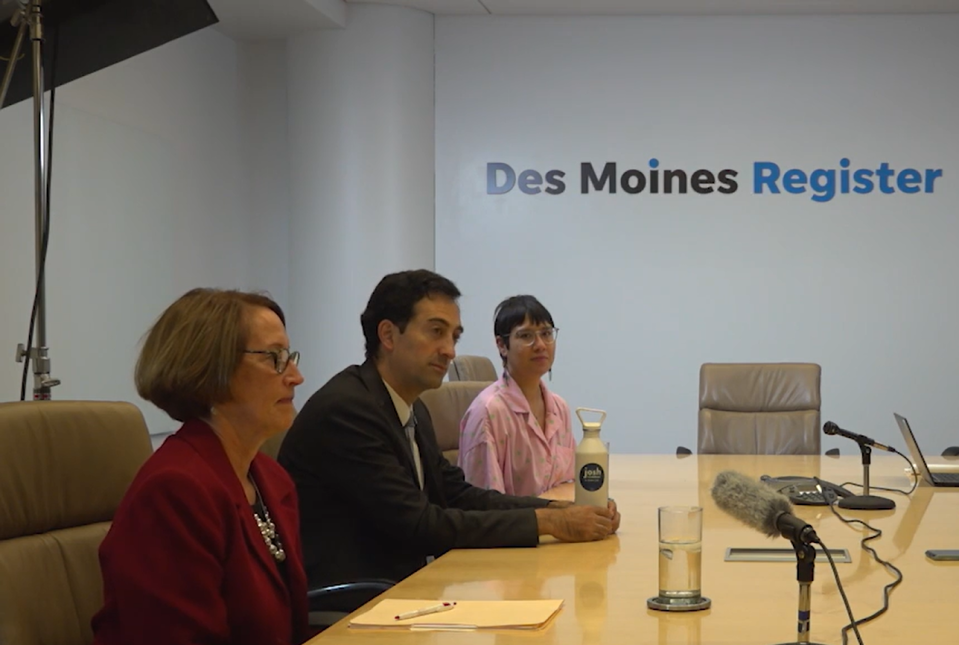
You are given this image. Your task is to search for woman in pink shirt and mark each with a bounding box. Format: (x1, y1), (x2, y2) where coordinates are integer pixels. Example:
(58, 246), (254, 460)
(458, 295), (576, 496)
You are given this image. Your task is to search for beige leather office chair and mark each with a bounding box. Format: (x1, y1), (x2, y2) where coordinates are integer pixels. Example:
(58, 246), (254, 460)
(0, 401), (153, 645)
(419, 380), (492, 464)
(698, 363), (822, 455)
(448, 355), (497, 382)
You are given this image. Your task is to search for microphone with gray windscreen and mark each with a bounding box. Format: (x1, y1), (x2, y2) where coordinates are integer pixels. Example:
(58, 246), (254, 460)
(712, 471), (830, 645)
(711, 470), (819, 545)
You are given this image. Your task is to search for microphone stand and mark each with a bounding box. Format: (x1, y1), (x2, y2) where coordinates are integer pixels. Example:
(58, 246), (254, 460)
(2, 0), (61, 400)
(773, 541), (827, 645)
(837, 443), (895, 511)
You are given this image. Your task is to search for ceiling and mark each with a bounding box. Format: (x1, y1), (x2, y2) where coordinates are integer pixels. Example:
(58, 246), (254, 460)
(207, 0), (346, 41)
(209, 0), (959, 41)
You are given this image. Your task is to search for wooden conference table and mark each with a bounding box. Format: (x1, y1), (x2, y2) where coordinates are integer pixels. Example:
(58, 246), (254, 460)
(306, 454), (959, 645)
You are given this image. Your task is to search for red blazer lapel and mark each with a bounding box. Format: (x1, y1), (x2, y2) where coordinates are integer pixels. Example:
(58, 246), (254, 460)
(251, 456), (309, 640)
(237, 491), (289, 601)
(247, 457), (298, 599)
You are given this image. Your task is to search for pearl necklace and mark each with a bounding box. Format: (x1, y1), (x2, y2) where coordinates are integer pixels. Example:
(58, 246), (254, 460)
(251, 478), (286, 562)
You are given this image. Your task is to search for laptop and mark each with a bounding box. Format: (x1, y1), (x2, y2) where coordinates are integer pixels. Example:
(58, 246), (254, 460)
(893, 413), (959, 487)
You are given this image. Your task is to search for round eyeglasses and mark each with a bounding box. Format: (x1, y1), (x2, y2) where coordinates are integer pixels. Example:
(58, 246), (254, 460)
(503, 327), (559, 347)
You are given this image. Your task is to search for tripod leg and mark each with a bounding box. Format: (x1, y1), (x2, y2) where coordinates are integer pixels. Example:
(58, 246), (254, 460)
(0, 13), (28, 108)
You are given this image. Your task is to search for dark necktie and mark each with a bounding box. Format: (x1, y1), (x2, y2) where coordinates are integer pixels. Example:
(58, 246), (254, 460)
(404, 412), (424, 489)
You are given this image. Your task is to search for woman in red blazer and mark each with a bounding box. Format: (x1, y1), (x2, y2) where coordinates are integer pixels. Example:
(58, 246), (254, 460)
(92, 288), (309, 645)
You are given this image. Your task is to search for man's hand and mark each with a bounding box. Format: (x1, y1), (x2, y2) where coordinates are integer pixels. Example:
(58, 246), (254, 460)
(608, 498), (621, 534)
(546, 500), (573, 509)
(535, 505), (613, 542)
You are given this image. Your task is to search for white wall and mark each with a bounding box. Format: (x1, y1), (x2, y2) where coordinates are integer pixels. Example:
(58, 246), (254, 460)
(0, 29), (289, 436)
(239, 41), (292, 308)
(435, 15), (959, 455)
(287, 4), (435, 395)
(6, 10), (956, 461)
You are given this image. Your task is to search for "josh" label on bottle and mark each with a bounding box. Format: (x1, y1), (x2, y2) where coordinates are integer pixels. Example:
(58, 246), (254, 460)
(579, 463), (605, 491)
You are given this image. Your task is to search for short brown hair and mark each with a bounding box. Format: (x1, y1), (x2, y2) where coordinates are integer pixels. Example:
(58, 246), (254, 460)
(135, 288), (286, 422)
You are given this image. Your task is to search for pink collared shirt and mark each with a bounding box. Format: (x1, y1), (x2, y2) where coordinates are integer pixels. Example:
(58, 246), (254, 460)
(458, 372), (576, 496)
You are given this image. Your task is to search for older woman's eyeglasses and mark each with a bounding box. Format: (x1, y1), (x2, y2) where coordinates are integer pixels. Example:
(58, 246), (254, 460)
(244, 348), (300, 374)
(504, 327), (559, 347)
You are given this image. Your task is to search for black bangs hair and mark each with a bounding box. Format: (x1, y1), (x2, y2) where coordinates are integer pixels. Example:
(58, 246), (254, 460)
(493, 295), (554, 339)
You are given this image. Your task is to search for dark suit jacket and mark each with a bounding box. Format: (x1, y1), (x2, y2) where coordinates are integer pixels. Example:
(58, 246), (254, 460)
(92, 420), (309, 645)
(278, 360), (550, 600)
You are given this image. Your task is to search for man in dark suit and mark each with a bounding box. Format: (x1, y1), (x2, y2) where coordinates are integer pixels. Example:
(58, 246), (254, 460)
(278, 270), (619, 609)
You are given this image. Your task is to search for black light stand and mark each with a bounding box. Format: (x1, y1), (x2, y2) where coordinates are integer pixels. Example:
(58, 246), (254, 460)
(2, 1), (59, 399)
(1, 0), (217, 400)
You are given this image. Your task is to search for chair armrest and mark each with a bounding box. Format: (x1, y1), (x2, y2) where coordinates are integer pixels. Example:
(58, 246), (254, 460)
(306, 579), (397, 630)
(307, 579), (396, 602)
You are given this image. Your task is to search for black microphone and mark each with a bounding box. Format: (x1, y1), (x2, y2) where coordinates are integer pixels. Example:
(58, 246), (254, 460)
(823, 421), (897, 510)
(822, 421), (895, 452)
(711, 470), (819, 545)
